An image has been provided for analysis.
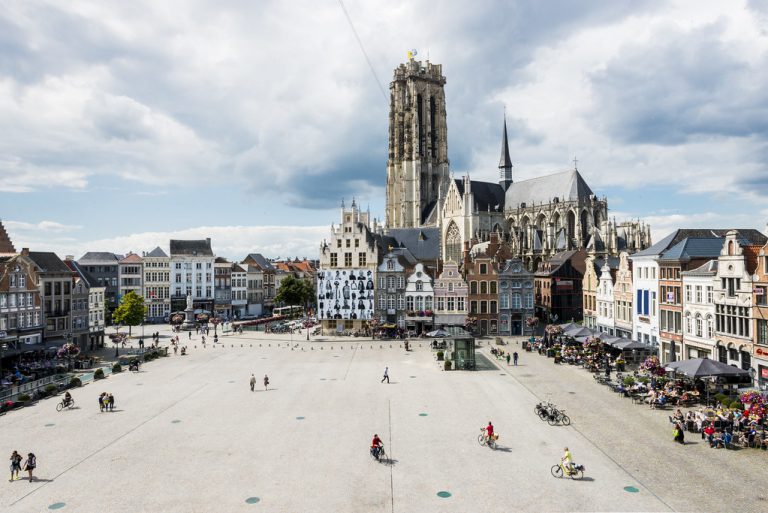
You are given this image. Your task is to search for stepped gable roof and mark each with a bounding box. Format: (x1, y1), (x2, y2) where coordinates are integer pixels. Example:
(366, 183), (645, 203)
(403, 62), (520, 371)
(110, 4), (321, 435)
(681, 259), (718, 276)
(78, 251), (120, 263)
(659, 237), (724, 262)
(120, 253), (143, 263)
(145, 247), (168, 258)
(244, 253), (275, 271)
(387, 227), (440, 262)
(0, 221), (16, 253)
(454, 179), (506, 212)
(170, 239), (213, 257)
(28, 252), (71, 273)
(505, 169), (594, 208)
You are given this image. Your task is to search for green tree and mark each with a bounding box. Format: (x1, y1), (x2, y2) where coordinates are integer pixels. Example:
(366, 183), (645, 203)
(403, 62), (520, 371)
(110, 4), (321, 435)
(112, 291), (147, 337)
(275, 276), (314, 310)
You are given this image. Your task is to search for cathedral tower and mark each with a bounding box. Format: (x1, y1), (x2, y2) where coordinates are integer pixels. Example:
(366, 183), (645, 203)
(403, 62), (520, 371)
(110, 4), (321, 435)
(385, 58), (450, 228)
(499, 114), (513, 190)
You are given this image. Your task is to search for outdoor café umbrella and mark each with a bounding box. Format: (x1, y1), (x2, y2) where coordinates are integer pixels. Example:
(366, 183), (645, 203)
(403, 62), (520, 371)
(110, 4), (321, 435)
(600, 335), (624, 347)
(665, 358), (750, 378)
(426, 329), (449, 338)
(612, 339), (649, 351)
(563, 326), (595, 338)
(559, 322), (581, 332)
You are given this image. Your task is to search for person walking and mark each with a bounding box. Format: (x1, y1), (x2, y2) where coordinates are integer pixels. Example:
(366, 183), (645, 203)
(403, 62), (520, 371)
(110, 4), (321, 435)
(250, 374), (256, 392)
(381, 367), (390, 384)
(9, 451), (22, 481)
(506, 353), (511, 366)
(188, 331), (192, 340)
(23, 453), (35, 483)
(263, 374), (270, 391)
(108, 393), (115, 412)
(513, 352), (519, 366)
(99, 392), (106, 412)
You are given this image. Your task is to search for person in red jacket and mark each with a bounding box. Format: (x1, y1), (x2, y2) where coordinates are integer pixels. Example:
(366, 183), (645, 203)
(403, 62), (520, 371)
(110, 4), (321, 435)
(485, 421), (495, 441)
(371, 434), (384, 460)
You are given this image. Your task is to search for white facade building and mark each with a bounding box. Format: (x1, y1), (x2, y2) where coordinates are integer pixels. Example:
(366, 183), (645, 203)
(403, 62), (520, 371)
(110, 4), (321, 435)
(595, 261), (616, 336)
(681, 260), (717, 360)
(170, 239), (215, 313)
(143, 247), (170, 321)
(231, 264), (248, 318)
(404, 263), (434, 334)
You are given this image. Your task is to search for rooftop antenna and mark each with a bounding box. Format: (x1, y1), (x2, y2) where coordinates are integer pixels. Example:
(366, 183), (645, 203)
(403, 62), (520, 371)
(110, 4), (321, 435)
(573, 156), (578, 171)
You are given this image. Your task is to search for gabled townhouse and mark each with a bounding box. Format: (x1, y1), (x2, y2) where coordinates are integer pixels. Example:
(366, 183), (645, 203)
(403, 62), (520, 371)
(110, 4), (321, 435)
(534, 250), (586, 324)
(752, 240), (768, 389)
(0, 247), (44, 356)
(498, 257), (535, 336)
(680, 260), (717, 360)
(595, 258), (619, 336)
(142, 247), (170, 322)
(613, 252), (633, 339)
(375, 251), (409, 329)
(404, 263), (434, 335)
(465, 254), (500, 335)
(230, 264), (248, 319)
(582, 256), (599, 330)
(433, 260), (468, 329)
(713, 230), (761, 375)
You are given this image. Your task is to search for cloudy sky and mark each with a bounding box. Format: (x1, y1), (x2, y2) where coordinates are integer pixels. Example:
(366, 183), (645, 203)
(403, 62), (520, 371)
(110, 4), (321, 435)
(2, 0), (768, 259)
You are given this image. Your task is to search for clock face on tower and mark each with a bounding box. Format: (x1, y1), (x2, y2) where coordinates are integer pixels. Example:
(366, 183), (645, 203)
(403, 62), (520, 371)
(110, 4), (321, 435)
(511, 263), (522, 273)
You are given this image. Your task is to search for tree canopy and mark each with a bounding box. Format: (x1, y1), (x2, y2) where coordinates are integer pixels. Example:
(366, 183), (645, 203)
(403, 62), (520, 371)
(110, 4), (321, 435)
(112, 291), (147, 336)
(275, 276), (315, 308)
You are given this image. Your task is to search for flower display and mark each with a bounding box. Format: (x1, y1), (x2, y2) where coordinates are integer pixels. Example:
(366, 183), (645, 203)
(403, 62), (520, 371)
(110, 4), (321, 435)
(545, 324), (562, 336)
(582, 337), (602, 351)
(56, 342), (80, 358)
(170, 314), (184, 324)
(639, 355), (667, 376)
(526, 317), (539, 328)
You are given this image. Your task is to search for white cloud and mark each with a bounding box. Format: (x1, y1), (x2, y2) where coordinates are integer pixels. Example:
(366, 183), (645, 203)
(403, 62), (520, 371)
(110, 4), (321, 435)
(4, 220), (82, 233)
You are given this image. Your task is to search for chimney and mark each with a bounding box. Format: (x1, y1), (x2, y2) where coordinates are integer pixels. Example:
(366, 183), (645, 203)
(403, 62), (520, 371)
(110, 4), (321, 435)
(65, 255), (74, 261)
(206, 238), (211, 247)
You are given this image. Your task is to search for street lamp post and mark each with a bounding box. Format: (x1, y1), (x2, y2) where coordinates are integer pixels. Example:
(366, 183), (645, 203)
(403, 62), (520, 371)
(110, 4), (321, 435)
(114, 325), (121, 357)
(0, 342), (7, 383)
(140, 322), (144, 349)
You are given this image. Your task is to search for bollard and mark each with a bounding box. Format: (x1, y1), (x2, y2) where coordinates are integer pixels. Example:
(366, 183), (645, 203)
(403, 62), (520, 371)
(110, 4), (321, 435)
(311, 347), (314, 350)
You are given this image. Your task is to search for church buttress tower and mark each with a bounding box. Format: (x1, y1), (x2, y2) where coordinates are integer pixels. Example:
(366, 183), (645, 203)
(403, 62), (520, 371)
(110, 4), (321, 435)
(385, 58), (450, 229)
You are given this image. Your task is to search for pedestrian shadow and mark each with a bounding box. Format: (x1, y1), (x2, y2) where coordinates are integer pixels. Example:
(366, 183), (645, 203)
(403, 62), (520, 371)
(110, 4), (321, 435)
(579, 476), (595, 482)
(17, 477), (54, 483)
(494, 446), (513, 453)
(381, 458), (398, 467)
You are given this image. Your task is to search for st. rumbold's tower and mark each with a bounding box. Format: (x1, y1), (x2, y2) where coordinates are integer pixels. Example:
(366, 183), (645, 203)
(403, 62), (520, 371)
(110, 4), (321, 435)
(385, 58), (450, 229)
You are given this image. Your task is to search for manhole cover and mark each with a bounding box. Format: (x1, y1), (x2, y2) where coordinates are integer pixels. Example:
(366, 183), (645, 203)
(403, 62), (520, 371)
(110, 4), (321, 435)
(568, 391), (576, 395)
(520, 374), (534, 377)
(437, 491), (451, 498)
(320, 378), (326, 381)
(419, 413), (428, 417)
(245, 496), (261, 504)
(410, 375), (416, 378)
(296, 416), (305, 420)
(48, 503), (66, 510)
(45, 423), (55, 427)
(228, 380), (235, 383)
(171, 420), (181, 424)
(624, 486), (640, 493)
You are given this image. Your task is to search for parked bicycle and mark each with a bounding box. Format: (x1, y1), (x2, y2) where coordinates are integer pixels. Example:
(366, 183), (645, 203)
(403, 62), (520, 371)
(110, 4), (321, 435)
(535, 401), (557, 419)
(544, 409), (571, 426)
(551, 462), (585, 480)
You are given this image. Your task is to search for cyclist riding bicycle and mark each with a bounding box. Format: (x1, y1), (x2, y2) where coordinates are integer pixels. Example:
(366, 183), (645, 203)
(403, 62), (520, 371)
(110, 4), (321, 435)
(371, 434), (384, 460)
(63, 391), (72, 407)
(561, 447), (574, 474)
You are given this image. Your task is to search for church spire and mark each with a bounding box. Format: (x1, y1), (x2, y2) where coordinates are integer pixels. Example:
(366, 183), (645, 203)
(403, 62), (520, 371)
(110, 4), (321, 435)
(499, 111), (513, 190)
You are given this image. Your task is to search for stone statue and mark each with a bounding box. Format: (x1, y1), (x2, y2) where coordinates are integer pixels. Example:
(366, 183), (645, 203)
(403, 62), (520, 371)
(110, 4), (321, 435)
(186, 292), (193, 311)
